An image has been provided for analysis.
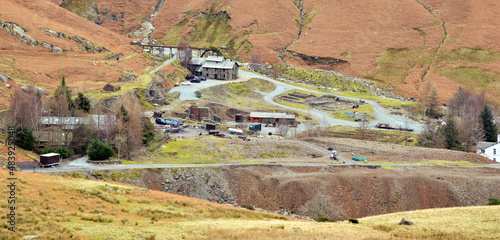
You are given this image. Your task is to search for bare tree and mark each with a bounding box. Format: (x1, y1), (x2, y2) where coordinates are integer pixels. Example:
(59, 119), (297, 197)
(111, 92), (145, 159)
(357, 120), (370, 140)
(300, 193), (345, 220)
(250, 53), (262, 72)
(177, 40), (192, 69)
(418, 120), (445, 148)
(276, 118), (290, 137)
(7, 86), (43, 130)
(421, 80), (440, 118)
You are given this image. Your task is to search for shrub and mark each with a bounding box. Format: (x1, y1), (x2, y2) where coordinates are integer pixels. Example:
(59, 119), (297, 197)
(87, 138), (115, 160)
(41, 146), (74, 158)
(41, 147), (56, 155)
(348, 218), (359, 224)
(488, 198), (500, 205)
(316, 217), (336, 222)
(241, 204), (255, 210)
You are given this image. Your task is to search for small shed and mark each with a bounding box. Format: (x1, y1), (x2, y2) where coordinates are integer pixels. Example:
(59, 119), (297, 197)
(206, 123), (217, 131)
(208, 130), (220, 135)
(40, 153), (61, 167)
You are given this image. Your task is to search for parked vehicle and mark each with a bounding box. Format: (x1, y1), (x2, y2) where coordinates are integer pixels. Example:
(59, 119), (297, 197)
(330, 151), (337, 160)
(249, 123), (262, 131)
(190, 78), (201, 83)
(228, 128), (244, 135)
(197, 76), (207, 81)
(180, 81), (191, 86)
(352, 156), (368, 162)
(156, 118), (183, 126)
(40, 153), (61, 168)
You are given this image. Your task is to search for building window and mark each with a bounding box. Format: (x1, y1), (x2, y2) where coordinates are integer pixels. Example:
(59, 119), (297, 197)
(495, 149), (497, 155)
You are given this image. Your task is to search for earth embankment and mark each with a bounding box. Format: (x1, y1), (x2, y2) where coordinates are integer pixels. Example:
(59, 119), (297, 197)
(53, 165), (500, 220)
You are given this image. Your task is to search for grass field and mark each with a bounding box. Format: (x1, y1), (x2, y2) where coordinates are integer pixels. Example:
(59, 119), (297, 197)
(1, 169), (498, 239)
(136, 136), (308, 164)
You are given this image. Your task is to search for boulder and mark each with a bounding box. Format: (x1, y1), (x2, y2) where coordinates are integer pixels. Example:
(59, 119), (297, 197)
(51, 46), (66, 54)
(399, 218), (414, 225)
(103, 83), (121, 92)
(5, 84), (11, 88)
(0, 72), (10, 82)
(118, 74), (137, 82)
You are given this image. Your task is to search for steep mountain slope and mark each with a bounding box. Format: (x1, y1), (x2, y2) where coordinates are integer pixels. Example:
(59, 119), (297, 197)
(0, 0), (151, 109)
(57, 0), (500, 105)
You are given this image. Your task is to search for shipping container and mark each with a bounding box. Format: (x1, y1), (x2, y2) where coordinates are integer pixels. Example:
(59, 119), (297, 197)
(40, 153), (61, 167)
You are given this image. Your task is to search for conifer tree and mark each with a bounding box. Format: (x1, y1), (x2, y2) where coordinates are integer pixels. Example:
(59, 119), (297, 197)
(480, 105), (498, 142)
(441, 120), (460, 149)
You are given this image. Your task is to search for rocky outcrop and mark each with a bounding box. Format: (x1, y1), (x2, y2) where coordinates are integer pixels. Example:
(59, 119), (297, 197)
(69, 35), (109, 53)
(21, 85), (48, 95)
(40, 41), (66, 54)
(117, 74), (137, 82)
(0, 20), (38, 46)
(40, 27), (67, 38)
(103, 83), (120, 92)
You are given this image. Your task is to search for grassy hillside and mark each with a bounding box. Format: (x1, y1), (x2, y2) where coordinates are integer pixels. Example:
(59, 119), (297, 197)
(0, 169), (498, 239)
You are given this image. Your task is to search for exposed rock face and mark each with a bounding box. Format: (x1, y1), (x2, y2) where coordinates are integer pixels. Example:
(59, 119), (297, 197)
(40, 41), (52, 49)
(40, 27), (67, 38)
(51, 46), (66, 54)
(58, 165), (500, 220)
(0, 20), (38, 46)
(69, 35), (109, 53)
(117, 74), (137, 82)
(20, 86), (48, 95)
(143, 79), (168, 106)
(0, 73), (10, 83)
(103, 83), (120, 92)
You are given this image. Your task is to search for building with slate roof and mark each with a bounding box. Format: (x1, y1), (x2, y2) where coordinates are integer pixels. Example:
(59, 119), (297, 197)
(189, 56), (239, 80)
(476, 134), (500, 162)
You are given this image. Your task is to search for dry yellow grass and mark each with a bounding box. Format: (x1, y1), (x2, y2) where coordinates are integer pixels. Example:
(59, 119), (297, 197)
(362, 206), (500, 240)
(0, 169), (498, 239)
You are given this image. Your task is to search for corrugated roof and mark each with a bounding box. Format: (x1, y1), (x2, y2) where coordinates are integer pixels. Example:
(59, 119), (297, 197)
(190, 57), (206, 65)
(206, 56), (225, 62)
(202, 60), (237, 70)
(249, 112), (295, 119)
(40, 115), (115, 130)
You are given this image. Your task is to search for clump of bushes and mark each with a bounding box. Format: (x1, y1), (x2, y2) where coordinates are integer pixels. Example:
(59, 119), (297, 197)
(87, 138), (114, 160)
(41, 146), (74, 159)
(349, 218), (359, 224)
(241, 204), (255, 210)
(316, 217), (336, 222)
(488, 198), (500, 205)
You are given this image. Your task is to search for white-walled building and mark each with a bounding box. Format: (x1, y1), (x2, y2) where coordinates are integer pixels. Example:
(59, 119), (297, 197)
(476, 134), (500, 162)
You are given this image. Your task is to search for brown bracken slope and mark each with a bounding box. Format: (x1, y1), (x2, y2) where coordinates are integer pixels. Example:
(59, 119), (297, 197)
(3, 0), (500, 107)
(59, 0), (500, 105)
(0, 0), (151, 109)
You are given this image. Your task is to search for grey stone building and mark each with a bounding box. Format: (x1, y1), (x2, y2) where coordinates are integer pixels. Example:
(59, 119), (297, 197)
(189, 56), (239, 80)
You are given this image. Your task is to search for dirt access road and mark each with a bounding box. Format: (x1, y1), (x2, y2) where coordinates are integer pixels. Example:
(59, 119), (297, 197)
(29, 155), (499, 173)
(167, 68), (424, 133)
